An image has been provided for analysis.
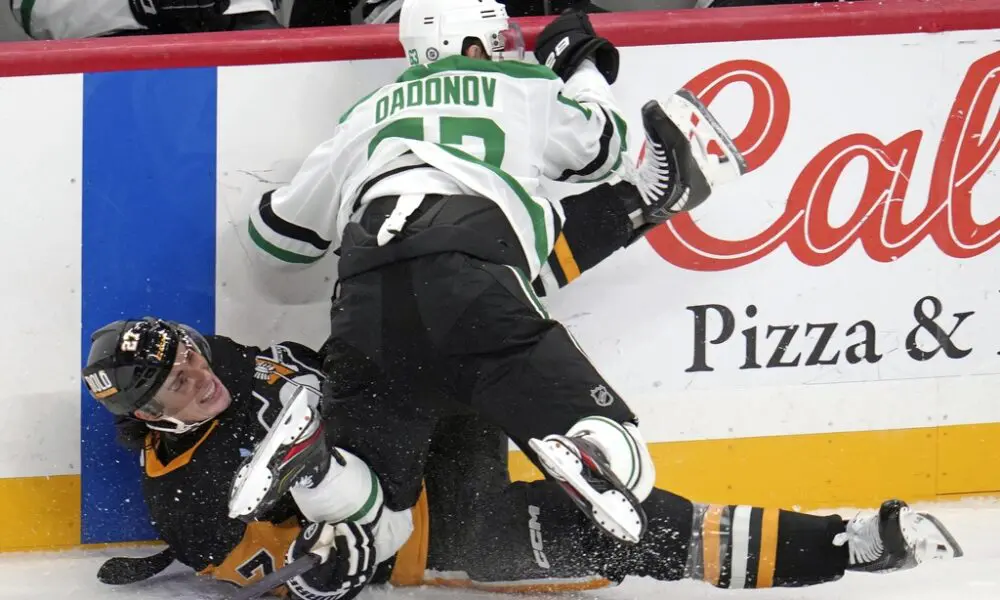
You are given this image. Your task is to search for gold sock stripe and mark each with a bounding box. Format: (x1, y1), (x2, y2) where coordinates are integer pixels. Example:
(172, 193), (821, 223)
(756, 508), (780, 587)
(702, 504), (725, 586)
(552, 233), (582, 283)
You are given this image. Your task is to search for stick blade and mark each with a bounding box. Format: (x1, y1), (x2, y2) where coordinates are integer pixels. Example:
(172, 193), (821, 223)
(97, 548), (175, 585)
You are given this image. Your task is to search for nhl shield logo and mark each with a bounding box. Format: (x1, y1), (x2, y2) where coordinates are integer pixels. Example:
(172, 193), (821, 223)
(590, 385), (614, 407)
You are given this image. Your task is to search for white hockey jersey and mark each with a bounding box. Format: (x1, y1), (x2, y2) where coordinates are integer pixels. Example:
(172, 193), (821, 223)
(249, 56), (627, 280)
(11, 0), (275, 39)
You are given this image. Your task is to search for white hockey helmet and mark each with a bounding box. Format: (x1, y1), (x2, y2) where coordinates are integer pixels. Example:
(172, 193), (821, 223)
(398, 0), (524, 66)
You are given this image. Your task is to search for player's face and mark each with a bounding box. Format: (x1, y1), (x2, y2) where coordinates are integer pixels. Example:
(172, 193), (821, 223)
(150, 340), (232, 423)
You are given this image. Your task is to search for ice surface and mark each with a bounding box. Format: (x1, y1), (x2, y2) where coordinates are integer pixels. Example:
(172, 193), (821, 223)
(1, 499), (997, 600)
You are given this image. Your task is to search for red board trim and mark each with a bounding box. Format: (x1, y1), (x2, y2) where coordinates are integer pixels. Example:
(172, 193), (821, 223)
(0, 0), (997, 77)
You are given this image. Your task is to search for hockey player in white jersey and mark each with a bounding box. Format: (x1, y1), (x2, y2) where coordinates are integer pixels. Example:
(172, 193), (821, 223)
(244, 0), (746, 550)
(11, 0), (280, 39)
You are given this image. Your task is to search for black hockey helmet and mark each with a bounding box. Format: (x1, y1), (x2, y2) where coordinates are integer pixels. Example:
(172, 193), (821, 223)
(82, 317), (212, 417)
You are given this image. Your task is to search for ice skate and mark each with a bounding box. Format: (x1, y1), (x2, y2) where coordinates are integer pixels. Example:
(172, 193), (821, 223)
(228, 383), (332, 521)
(529, 431), (648, 544)
(619, 89), (747, 225)
(835, 499), (964, 573)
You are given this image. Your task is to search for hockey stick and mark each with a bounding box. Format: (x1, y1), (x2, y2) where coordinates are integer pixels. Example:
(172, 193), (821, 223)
(97, 546), (175, 585)
(229, 553), (321, 600)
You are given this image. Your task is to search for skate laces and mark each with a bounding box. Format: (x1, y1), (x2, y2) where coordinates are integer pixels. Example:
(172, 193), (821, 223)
(623, 134), (673, 208)
(834, 512), (884, 566)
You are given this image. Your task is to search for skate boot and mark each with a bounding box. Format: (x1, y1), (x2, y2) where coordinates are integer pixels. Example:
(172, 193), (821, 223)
(529, 418), (653, 545)
(617, 89), (747, 238)
(228, 383), (333, 521)
(834, 499), (964, 573)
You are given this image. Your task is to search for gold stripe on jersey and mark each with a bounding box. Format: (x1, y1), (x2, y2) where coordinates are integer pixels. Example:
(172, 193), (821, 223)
(144, 420), (220, 478)
(198, 516), (301, 596)
(552, 233), (582, 283)
(389, 487), (430, 586)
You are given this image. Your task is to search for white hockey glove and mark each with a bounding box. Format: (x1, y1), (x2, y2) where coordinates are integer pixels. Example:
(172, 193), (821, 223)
(622, 89), (747, 231)
(286, 521), (378, 600)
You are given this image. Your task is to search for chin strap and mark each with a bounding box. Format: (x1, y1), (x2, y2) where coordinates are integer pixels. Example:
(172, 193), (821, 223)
(144, 415), (212, 435)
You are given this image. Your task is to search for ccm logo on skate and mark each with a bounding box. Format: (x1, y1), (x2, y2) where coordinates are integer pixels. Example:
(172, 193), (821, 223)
(528, 505), (550, 569)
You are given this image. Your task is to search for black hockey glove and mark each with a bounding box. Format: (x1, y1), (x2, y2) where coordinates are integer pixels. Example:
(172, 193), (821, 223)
(534, 9), (619, 84)
(128, 0), (231, 33)
(286, 521), (378, 600)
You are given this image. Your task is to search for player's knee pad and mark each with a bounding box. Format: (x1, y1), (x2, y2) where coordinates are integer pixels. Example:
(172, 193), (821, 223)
(567, 417), (655, 502)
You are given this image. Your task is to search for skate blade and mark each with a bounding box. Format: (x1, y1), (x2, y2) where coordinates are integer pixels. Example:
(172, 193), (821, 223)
(528, 437), (646, 544)
(228, 386), (315, 520)
(906, 512), (965, 562)
(664, 89), (748, 186)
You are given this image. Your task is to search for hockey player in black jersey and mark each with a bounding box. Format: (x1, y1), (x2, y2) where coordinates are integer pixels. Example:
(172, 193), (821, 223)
(83, 316), (962, 600)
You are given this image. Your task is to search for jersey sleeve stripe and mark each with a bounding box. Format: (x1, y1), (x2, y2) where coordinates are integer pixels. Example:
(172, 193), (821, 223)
(554, 106), (616, 182)
(557, 94), (592, 119)
(259, 191), (332, 251)
(611, 110), (629, 153)
(17, 0), (33, 37)
(248, 218), (324, 265)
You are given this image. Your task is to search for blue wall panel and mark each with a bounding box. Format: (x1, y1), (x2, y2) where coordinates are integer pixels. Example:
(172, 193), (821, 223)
(81, 67), (218, 543)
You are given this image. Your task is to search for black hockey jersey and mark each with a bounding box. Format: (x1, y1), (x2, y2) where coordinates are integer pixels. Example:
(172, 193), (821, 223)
(139, 336), (326, 588)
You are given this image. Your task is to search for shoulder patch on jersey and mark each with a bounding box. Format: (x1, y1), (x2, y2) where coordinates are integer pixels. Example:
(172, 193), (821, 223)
(254, 357), (298, 386)
(396, 56), (559, 83)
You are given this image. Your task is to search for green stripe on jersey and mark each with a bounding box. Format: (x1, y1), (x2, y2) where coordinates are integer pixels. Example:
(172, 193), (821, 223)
(557, 93), (592, 119)
(20, 0), (35, 37)
(397, 56), (559, 83)
(575, 109), (629, 183)
(248, 220), (323, 265)
(611, 110), (629, 153)
(434, 143), (550, 267)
